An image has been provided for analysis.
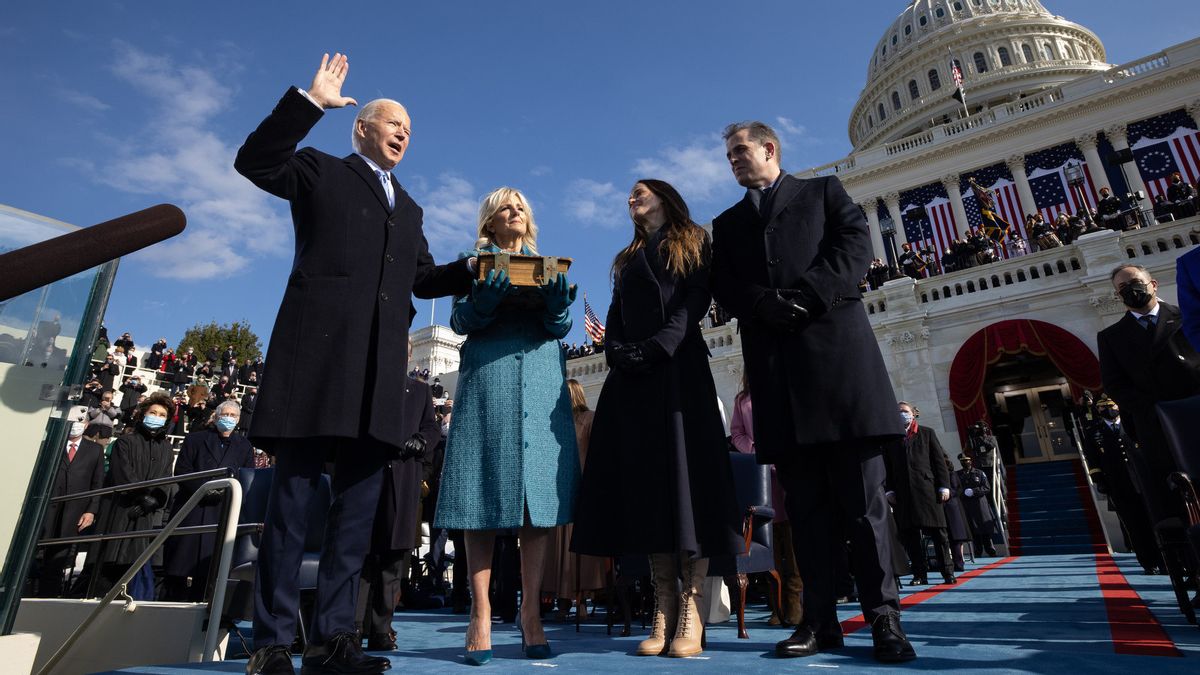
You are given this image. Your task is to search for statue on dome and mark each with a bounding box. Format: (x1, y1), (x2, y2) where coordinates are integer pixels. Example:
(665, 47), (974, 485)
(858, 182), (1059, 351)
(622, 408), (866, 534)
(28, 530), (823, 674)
(967, 176), (1010, 242)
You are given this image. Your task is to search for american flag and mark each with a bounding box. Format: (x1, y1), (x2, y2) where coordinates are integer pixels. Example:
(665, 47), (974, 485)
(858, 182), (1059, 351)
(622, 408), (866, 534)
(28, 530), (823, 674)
(949, 52), (966, 106)
(1128, 109), (1200, 201)
(1025, 142), (1097, 222)
(583, 295), (605, 343)
(900, 182), (960, 259)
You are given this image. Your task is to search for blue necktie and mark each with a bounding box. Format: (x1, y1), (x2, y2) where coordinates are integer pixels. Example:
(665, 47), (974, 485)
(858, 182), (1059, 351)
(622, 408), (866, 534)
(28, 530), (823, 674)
(377, 170), (394, 209)
(1139, 314), (1157, 335)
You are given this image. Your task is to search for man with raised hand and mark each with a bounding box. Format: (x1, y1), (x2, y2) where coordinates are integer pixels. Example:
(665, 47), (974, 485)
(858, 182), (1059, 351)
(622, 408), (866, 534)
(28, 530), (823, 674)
(235, 53), (474, 675)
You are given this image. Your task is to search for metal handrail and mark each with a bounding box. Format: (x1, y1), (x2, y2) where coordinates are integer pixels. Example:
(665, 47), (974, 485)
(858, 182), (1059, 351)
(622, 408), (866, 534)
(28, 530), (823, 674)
(47, 467), (233, 504)
(35, 477), (242, 675)
(37, 522), (261, 548)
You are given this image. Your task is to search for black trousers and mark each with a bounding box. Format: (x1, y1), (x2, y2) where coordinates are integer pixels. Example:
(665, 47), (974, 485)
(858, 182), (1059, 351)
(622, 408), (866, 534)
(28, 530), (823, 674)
(901, 526), (952, 578)
(359, 550), (408, 637)
(776, 441), (900, 634)
(253, 437), (387, 648)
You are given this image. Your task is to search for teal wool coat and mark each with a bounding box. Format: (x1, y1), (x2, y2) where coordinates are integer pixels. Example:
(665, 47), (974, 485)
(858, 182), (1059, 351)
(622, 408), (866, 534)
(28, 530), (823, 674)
(433, 247), (580, 530)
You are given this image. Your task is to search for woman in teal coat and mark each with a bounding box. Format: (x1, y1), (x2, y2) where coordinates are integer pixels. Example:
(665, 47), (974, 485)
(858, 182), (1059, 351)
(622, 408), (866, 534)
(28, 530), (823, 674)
(434, 186), (579, 664)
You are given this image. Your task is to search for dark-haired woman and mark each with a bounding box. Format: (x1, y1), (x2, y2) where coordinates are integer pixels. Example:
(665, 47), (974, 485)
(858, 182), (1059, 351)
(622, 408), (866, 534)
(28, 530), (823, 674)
(94, 391), (177, 599)
(572, 179), (740, 659)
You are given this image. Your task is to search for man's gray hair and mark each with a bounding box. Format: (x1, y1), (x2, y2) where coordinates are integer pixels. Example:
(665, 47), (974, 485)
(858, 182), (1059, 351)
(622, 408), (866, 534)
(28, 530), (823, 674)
(722, 121), (782, 163)
(350, 98), (407, 153)
(1109, 263), (1149, 282)
(215, 400), (241, 418)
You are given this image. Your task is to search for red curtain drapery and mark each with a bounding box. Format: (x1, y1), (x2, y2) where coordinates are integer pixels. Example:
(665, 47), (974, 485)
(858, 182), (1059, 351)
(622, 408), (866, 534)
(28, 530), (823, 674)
(947, 319), (1101, 445)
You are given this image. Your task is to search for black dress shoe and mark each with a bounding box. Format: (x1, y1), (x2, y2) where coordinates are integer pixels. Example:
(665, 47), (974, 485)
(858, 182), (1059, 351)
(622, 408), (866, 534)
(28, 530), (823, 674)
(910, 576), (927, 586)
(365, 631), (396, 651)
(301, 632), (391, 674)
(942, 573), (957, 585)
(775, 626), (844, 658)
(246, 645), (295, 675)
(871, 613), (916, 663)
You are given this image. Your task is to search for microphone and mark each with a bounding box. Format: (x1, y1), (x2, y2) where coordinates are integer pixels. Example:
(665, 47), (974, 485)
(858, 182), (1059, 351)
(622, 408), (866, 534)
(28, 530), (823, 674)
(0, 204), (186, 302)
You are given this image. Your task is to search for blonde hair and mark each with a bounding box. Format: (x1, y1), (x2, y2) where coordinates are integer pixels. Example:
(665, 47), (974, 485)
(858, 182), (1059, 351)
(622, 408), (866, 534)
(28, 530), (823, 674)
(475, 187), (539, 254)
(567, 379), (588, 413)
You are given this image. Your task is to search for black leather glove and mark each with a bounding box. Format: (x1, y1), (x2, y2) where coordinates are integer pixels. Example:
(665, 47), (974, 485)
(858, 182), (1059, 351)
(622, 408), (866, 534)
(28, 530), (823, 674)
(398, 433), (427, 461)
(609, 341), (665, 374)
(127, 503), (145, 519)
(754, 290), (810, 332)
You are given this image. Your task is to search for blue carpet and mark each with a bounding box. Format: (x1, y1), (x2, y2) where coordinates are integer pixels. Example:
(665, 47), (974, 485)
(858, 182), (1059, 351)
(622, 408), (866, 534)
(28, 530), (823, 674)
(102, 554), (1199, 674)
(1009, 461), (1106, 556)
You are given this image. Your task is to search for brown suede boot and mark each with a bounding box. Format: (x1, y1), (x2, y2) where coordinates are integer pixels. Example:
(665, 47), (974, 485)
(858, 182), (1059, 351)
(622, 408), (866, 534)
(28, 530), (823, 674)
(667, 557), (708, 657)
(636, 553), (678, 656)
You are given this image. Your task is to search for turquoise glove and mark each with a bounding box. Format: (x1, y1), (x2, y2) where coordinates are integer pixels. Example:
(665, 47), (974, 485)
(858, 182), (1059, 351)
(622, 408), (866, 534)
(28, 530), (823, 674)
(472, 269), (512, 315)
(540, 273), (577, 315)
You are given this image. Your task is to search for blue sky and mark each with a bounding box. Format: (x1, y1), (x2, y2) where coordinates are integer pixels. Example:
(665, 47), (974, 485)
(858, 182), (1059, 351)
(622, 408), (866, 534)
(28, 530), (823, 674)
(2, 1), (1197, 353)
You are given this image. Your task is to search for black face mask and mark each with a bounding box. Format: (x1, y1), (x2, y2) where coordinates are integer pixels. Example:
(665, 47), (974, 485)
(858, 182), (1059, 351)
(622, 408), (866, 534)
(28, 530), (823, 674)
(1118, 281), (1153, 309)
(1098, 407), (1120, 420)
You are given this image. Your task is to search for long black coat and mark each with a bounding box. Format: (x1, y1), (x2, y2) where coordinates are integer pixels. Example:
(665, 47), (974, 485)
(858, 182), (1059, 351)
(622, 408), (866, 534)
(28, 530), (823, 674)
(163, 429), (256, 578)
(711, 174), (900, 461)
(42, 438), (106, 539)
(1097, 302), (1200, 491)
(957, 467), (995, 532)
(884, 427), (951, 530)
(944, 470), (972, 542)
(94, 427), (175, 567)
(572, 229), (741, 557)
(234, 87), (473, 453)
(371, 378), (441, 552)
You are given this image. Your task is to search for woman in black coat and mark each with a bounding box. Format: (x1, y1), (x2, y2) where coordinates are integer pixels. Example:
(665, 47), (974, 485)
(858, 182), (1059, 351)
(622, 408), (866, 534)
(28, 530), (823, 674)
(163, 400), (256, 601)
(94, 392), (177, 599)
(572, 179), (740, 659)
(883, 402), (955, 585)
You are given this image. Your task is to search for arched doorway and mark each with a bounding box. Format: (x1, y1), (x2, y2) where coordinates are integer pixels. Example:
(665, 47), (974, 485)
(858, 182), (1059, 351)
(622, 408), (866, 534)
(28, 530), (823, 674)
(948, 320), (1102, 464)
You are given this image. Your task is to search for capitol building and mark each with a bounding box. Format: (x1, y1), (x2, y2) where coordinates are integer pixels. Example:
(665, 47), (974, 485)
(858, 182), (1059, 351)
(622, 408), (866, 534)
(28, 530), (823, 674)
(416, 0), (1200, 464)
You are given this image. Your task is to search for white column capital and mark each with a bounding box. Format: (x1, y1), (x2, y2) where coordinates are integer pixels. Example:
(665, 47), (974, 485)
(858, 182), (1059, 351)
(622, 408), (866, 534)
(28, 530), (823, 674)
(883, 192), (901, 208)
(941, 174), (962, 192)
(1105, 124), (1129, 147)
(1074, 132), (1099, 152)
(1006, 154), (1026, 174)
(1186, 100), (1200, 124)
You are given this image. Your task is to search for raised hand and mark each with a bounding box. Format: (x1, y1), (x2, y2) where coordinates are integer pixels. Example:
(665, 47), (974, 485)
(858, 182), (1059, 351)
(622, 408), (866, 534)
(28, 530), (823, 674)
(308, 52), (358, 109)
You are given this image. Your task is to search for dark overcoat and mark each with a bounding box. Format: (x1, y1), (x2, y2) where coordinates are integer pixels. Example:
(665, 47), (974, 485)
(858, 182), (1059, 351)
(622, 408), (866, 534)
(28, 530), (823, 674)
(957, 467), (995, 532)
(233, 87), (473, 453)
(42, 438), (106, 539)
(943, 470), (972, 543)
(1097, 302), (1200, 489)
(884, 427), (951, 530)
(710, 174), (900, 461)
(163, 429), (256, 578)
(572, 229), (741, 558)
(94, 427), (175, 566)
(371, 378), (441, 552)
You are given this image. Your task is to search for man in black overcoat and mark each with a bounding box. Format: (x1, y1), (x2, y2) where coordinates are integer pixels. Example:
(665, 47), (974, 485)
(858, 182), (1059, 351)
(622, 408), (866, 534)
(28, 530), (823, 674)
(1097, 263), (1200, 517)
(1081, 395), (1161, 573)
(710, 121), (912, 662)
(956, 455), (997, 556)
(884, 403), (955, 586)
(358, 373), (440, 649)
(234, 53), (474, 675)
(38, 418), (105, 597)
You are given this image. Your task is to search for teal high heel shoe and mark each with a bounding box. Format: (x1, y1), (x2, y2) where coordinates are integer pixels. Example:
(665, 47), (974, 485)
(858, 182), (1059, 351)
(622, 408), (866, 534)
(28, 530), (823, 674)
(464, 649), (492, 666)
(518, 617), (552, 659)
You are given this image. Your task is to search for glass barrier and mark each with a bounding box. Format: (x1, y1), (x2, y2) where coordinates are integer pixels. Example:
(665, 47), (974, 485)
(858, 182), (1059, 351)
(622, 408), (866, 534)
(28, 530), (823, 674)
(0, 204), (118, 632)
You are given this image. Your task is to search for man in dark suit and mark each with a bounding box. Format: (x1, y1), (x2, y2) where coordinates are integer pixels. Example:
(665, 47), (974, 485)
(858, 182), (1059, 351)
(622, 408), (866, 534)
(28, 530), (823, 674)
(38, 418), (105, 597)
(235, 53), (474, 675)
(358, 373), (440, 649)
(1097, 263), (1200, 517)
(710, 121), (912, 662)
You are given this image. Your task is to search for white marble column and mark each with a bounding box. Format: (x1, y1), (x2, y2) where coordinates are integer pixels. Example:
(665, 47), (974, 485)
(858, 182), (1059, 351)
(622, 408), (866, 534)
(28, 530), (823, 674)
(1105, 124), (1149, 199)
(884, 192), (908, 249)
(1187, 100), (1200, 128)
(942, 174), (969, 236)
(861, 198), (887, 261)
(1074, 132), (1111, 195)
(1006, 154), (1037, 222)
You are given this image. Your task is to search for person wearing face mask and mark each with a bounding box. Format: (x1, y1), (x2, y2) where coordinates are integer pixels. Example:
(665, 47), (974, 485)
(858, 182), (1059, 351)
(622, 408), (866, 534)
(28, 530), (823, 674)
(163, 400), (256, 601)
(1097, 263), (1200, 516)
(883, 403), (955, 586)
(93, 392), (176, 599)
(955, 455), (998, 557)
(37, 417), (106, 597)
(1081, 395), (1162, 574)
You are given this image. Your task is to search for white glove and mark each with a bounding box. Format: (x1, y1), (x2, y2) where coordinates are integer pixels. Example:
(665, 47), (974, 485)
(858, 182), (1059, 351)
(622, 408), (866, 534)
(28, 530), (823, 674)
(938, 488), (950, 502)
(885, 491), (896, 506)
(964, 488), (974, 497)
